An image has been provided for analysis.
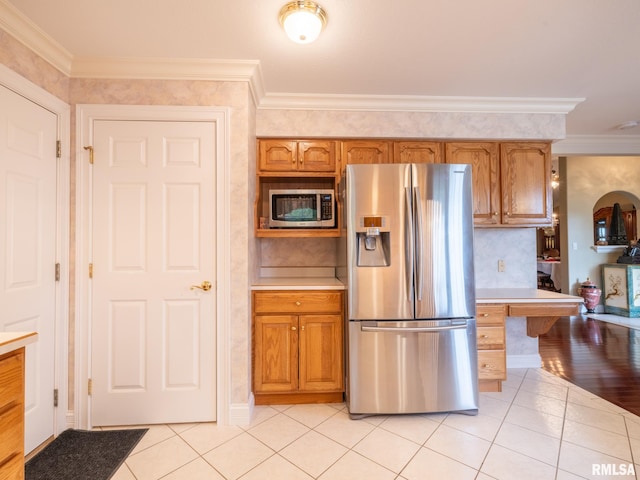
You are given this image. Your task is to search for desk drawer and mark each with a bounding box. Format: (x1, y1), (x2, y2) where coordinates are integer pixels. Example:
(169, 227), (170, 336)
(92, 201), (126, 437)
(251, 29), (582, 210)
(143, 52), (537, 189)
(476, 304), (506, 326)
(478, 350), (506, 380)
(477, 326), (505, 349)
(254, 291), (342, 314)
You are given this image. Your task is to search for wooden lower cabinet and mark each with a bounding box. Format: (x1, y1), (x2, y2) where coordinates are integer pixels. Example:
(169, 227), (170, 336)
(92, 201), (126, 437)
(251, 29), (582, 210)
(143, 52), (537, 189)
(476, 304), (507, 392)
(0, 348), (25, 480)
(252, 290), (344, 404)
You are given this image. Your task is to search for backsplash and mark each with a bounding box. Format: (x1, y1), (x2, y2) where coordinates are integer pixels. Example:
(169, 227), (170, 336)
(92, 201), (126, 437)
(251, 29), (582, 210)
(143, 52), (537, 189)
(259, 228), (537, 289)
(260, 237), (337, 267)
(473, 228), (537, 288)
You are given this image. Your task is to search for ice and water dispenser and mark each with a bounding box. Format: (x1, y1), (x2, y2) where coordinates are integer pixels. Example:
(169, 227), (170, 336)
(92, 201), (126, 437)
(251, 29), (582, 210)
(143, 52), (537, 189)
(356, 215), (391, 267)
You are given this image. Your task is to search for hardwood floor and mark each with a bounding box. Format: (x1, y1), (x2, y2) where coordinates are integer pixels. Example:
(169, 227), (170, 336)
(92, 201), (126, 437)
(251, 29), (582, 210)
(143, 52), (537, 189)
(539, 315), (640, 416)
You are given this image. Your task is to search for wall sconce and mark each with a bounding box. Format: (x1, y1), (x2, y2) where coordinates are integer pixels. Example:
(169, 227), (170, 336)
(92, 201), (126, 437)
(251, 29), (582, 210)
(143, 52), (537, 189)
(279, 1), (327, 44)
(551, 170), (559, 189)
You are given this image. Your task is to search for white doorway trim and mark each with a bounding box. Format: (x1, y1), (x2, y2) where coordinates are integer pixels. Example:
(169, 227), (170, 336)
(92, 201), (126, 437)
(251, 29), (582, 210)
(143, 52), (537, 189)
(75, 104), (232, 428)
(0, 64), (71, 435)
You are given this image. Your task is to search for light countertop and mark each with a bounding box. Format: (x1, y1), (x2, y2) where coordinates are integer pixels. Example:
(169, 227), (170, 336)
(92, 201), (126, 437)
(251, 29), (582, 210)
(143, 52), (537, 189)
(251, 282), (584, 302)
(0, 332), (38, 356)
(477, 288), (583, 304)
(252, 277), (345, 290)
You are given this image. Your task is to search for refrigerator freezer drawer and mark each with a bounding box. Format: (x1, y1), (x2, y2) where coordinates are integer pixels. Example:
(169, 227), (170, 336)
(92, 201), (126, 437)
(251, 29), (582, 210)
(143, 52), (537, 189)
(346, 320), (478, 416)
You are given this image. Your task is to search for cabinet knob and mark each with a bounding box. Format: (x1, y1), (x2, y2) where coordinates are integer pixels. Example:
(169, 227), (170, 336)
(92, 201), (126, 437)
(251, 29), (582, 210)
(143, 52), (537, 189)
(504, 211), (510, 216)
(295, 301), (301, 306)
(483, 363), (491, 368)
(291, 326), (297, 331)
(481, 334), (489, 338)
(482, 313), (489, 317)
(301, 325), (305, 331)
(493, 212), (499, 216)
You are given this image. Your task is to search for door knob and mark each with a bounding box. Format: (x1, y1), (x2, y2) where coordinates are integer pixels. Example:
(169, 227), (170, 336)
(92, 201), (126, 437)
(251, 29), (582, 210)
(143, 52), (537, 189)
(190, 281), (212, 291)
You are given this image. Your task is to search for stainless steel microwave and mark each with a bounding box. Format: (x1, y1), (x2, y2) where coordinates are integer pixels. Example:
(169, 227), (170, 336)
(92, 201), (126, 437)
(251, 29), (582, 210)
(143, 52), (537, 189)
(269, 189), (336, 228)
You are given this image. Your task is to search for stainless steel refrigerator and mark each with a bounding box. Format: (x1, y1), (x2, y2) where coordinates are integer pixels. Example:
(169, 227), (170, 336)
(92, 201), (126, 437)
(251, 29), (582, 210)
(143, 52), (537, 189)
(340, 163), (478, 417)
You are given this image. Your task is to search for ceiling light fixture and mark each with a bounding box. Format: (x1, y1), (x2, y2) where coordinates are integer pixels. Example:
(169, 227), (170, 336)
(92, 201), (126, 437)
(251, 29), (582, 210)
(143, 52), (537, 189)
(279, 1), (327, 44)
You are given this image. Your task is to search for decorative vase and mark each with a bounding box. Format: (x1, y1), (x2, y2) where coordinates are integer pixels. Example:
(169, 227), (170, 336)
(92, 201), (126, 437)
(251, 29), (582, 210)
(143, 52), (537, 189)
(578, 278), (602, 314)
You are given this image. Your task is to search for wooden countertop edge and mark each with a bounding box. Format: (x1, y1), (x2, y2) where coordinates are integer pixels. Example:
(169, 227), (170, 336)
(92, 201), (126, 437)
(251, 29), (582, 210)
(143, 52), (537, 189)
(0, 332), (38, 356)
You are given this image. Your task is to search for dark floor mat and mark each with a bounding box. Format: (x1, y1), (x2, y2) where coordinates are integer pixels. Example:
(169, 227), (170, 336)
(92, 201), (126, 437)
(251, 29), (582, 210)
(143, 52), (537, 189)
(25, 428), (147, 480)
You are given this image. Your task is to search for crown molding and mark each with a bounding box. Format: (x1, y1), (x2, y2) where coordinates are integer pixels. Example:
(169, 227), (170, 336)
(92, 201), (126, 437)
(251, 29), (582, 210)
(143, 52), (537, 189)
(0, 0), (583, 117)
(71, 56), (265, 106)
(257, 93), (584, 114)
(552, 135), (640, 156)
(0, 0), (73, 74)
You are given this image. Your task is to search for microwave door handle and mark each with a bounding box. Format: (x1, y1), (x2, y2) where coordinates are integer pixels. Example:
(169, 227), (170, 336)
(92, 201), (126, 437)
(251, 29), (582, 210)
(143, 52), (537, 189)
(405, 186), (414, 303)
(414, 186), (424, 302)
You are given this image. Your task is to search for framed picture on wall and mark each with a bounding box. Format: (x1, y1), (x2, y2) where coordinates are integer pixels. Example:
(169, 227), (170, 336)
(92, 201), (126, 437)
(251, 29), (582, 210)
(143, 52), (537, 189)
(602, 263), (640, 317)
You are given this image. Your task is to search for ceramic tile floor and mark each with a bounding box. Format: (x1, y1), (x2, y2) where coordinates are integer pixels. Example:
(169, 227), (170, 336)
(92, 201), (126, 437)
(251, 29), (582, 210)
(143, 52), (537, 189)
(107, 368), (640, 480)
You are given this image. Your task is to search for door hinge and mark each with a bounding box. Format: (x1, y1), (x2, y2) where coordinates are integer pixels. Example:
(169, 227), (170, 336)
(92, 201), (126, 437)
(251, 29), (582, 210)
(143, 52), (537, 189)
(55, 263), (60, 282)
(53, 389), (59, 407)
(89, 263), (93, 279)
(88, 379), (93, 396)
(83, 145), (94, 164)
(56, 140), (61, 158)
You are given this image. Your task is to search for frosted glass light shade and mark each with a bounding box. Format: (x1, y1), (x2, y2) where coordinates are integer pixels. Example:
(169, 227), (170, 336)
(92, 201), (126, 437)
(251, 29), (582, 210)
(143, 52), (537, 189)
(279, 2), (327, 44)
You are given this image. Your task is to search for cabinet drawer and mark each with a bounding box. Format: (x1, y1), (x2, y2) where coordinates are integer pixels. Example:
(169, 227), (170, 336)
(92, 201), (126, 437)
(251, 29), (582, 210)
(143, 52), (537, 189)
(0, 404), (22, 467)
(254, 291), (342, 314)
(477, 326), (505, 349)
(0, 351), (23, 411)
(0, 452), (23, 480)
(478, 350), (506, 380)
(476, 304), (506, 326)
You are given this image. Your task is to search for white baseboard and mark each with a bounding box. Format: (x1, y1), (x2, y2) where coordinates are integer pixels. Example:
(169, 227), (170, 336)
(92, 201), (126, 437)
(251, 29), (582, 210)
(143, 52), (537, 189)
(65, 412), (75, 431)
(507, 354), (542, 369)
(227, 393), (254, 426)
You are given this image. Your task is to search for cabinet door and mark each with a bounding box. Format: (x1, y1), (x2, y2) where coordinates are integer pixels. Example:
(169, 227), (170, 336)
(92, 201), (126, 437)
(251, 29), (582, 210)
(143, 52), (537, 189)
(253, 315), (298, 393)
(500, 142), (552, 226)
(298, 141), (337, 173)
(298, 314), (343, 392)
(445, 142), (500, 225)
(394, 141), (443, 164)
(258, 139), (297, 172)
(341, 140), (391, 165)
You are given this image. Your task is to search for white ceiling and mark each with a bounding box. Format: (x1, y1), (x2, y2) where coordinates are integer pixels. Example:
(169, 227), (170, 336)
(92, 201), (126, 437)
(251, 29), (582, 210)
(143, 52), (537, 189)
(4, 0), (640, 139)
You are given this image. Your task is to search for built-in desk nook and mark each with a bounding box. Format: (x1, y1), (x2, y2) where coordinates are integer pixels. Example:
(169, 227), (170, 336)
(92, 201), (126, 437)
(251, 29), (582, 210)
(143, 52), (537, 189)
(476, 289), (583, 392)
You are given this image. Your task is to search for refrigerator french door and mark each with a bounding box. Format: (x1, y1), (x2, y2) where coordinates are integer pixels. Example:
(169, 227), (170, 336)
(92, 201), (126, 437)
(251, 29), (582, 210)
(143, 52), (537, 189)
(342, 163), (478, 417)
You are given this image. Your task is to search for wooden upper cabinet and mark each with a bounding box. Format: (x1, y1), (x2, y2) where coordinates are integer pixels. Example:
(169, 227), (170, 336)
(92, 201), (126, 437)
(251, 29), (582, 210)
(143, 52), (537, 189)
(258, 139), (337, 174)
(500, 142), (552, 226)
(445, 142), (501, 225)
(341, 140), (391, 165)
(394, 141), (444, 164)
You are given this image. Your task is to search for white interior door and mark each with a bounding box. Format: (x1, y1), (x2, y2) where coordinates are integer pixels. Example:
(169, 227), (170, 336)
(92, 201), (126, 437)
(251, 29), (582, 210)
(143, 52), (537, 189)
(0, 85), (57, 452)
(90, 119), (216, 426)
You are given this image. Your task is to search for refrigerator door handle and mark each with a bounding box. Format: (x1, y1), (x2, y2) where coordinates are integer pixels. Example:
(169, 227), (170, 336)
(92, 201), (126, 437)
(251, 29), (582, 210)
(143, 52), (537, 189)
(413, 186), (424, 301)
(405, 186), (414, 303)
(361, 324), (468, 333)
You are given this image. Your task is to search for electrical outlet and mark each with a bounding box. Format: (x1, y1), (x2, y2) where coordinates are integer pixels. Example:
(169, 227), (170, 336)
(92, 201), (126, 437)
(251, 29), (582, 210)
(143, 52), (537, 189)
(498, 259), (505, 272)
